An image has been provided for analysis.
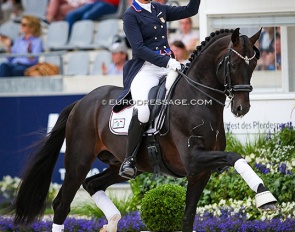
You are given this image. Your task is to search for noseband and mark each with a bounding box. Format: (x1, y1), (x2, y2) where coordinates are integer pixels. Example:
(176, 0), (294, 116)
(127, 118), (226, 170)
(217, 41), (254, 99)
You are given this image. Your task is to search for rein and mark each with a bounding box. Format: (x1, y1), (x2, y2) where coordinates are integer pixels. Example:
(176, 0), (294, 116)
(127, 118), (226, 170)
(177, 39), (255, 107)
(177, 69), (226, 106)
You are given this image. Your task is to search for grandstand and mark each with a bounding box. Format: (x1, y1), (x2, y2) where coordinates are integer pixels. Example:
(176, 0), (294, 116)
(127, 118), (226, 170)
(0, 0), (200, 94)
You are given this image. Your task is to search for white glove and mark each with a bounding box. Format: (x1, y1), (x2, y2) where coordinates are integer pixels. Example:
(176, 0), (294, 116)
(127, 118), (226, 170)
(167, 58), (181, 71)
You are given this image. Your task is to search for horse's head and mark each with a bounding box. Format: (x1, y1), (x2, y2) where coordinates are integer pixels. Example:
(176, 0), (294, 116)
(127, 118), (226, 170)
(217, 28), (261, 117)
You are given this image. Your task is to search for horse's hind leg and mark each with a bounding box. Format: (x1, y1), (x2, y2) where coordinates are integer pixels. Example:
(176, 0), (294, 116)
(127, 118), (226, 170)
(52, 148), (95, 231)
(83, 165), (127, 232)
(83, 164), (126, 195)
(182, 172), (211, 232)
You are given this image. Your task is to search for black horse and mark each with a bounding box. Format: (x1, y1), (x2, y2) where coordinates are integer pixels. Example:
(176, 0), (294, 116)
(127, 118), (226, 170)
(10, 28), (277, 232)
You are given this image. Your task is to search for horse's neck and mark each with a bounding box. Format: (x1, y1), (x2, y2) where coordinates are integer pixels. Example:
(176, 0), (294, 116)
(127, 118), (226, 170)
(188, 37), (229, 86)
(171, 76), (225, 138)
(171, 36), (229, 119)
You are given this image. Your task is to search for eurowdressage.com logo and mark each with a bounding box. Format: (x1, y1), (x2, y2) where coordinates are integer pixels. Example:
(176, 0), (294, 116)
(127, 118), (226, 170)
(101, 98), (213, 106)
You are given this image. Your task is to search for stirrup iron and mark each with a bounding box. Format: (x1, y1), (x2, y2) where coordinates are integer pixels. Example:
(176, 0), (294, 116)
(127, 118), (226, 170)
(119, 157), (138, 179)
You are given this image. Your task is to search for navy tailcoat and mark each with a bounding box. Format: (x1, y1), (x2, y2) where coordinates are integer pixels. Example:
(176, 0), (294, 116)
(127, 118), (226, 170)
(118, 0), (201, 101)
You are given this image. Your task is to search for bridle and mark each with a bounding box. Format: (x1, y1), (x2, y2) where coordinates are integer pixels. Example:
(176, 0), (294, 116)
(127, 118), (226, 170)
(218, 41), (255, 98)
(177, 40), (257, 107)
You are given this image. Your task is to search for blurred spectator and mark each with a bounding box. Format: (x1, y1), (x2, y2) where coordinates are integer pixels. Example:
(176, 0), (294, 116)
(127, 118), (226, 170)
(101, 40), (128, 75)
(153, 0), (167, 4)
(46, 0), (92, 23)
(169, 17), (199, 52)
(65, 0), (120, 35)
(170, 40), (189, 64)
(274, 31), (281, 70)
(0, 15), (43, 77)
(1, 0), (22, 21)
(256, 27), (276, 71)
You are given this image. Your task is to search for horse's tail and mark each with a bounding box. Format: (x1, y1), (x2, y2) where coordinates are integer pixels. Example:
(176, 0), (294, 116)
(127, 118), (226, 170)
(10, 101), (78, 225)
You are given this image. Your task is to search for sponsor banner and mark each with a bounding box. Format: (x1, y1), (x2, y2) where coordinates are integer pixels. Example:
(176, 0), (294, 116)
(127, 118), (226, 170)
(224, 97), (295, 140)
(0, 95), (108, 184)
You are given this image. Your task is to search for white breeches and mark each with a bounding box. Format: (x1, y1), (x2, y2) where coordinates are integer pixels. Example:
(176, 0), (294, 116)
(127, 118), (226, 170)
(130, 61), (170, 123)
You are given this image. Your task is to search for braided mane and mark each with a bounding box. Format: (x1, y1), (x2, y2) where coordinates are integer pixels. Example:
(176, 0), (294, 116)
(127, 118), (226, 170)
(184, 29), (234, 73)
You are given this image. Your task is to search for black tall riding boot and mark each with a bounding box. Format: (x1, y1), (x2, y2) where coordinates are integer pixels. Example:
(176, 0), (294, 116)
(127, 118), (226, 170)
(119, 111), (146, 179)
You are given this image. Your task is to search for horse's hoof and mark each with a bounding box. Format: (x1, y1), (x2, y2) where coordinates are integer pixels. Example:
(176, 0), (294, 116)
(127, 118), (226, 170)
(99, 225), (107, 232)
(255, 191), (277, 213)
(259, 202), (277, 213)
(101, 214), (121, 232)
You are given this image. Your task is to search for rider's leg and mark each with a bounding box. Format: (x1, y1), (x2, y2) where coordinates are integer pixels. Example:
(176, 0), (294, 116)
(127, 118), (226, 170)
(166, 69), (179, 94)
(119, 108), (147, 179)
(119, 62), (169, 179)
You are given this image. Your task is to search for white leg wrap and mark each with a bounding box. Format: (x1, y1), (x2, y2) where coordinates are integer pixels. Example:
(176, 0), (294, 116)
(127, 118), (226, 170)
(234, 158), (263, 192)
(165, 70), (178, 92)
(52, 223), (64, 232)
(92, 190), (121, 221)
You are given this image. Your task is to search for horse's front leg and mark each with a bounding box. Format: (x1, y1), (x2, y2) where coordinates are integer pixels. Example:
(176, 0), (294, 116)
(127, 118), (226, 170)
(183, 172), (211, 232)
(190, 150), (277, 212)
(227, 152), (277, 211)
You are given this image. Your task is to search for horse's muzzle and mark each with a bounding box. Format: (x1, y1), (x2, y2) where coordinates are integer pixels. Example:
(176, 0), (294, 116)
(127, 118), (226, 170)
(231, 96), (251, 117)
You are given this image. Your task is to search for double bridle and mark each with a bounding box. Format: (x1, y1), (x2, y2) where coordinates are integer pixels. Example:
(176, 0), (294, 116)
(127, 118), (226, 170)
(219, 41), (255, 98)
(177, 40), (256, 107)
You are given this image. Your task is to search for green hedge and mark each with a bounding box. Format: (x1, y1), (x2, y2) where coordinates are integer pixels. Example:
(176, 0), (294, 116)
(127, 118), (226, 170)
(140, 184), (186, 231)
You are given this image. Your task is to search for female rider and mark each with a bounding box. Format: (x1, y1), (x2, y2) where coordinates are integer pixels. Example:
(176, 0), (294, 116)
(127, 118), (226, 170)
(119, 0), (201, 179)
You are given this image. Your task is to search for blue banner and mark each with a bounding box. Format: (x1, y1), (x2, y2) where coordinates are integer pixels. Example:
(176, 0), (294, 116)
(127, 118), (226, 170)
(0, 95), (108, 184)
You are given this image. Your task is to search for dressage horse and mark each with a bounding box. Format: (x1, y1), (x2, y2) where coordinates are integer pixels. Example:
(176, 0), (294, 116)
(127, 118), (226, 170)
(10, 28), (277, 232)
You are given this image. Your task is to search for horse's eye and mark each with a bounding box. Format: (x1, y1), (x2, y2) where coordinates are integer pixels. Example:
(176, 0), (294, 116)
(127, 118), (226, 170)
(231, 63), (236, 70)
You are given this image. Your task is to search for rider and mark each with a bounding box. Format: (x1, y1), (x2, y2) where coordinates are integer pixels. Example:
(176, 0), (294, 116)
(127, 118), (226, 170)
(118, 0), (201, 179)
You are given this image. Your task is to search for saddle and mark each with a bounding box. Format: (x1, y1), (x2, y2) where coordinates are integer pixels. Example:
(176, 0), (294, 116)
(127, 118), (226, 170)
(147, 77), (167, 130)
(110, 76), (173, 135)
(109, 73), (183, 178)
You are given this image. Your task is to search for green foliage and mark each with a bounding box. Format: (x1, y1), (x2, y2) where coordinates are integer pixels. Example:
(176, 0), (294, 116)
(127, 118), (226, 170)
(129, 124), (295, 213)
(70, 202), (105, 219)
(140, 184), (186, 231)
(71, 194), (132, 219)
(198, 169), (253, 207)
(224, 132), (267, 156)
(262, 172), (295, 203)
(268, 123), (295, 152)
(0, 176), (59, 210)
(128, 173), (187, 211)
(199, 125), (295, 206)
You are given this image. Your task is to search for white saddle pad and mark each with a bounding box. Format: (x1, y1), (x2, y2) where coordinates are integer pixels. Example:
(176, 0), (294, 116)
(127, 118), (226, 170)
(109, 105), (162, 135)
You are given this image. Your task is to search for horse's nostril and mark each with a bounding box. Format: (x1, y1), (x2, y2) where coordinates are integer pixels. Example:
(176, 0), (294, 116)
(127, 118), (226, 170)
(237, 104), (243, 112)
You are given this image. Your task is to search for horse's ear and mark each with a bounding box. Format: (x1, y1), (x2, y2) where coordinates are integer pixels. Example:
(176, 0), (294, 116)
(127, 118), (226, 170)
(231, 28), (240, 45)
(249, 28), (262, 45)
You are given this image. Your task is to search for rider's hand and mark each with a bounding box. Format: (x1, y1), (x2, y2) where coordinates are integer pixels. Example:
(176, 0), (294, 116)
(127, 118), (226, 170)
(167, 58), (181, 71)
